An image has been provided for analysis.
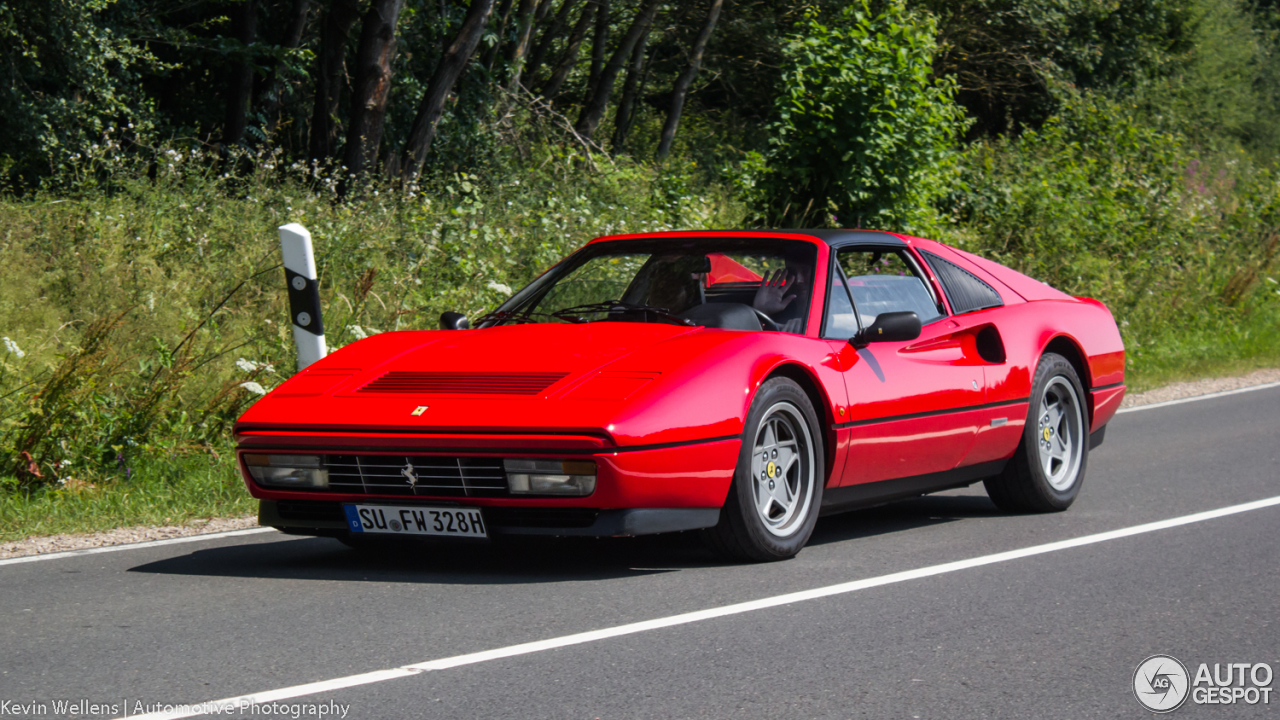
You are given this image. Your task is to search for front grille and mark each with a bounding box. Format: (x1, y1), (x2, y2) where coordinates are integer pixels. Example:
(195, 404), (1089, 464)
(356, 371), (568, 395)
(324, 455), (507, 498)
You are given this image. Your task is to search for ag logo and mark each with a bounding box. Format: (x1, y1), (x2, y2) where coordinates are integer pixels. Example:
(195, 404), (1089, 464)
(1134, 654), (1190, 713)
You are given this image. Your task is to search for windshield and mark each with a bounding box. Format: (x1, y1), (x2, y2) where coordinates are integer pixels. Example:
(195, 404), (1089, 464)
(485, 238), (819, 333)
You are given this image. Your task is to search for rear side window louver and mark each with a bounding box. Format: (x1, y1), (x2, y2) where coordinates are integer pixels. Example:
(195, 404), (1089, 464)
(920, 250), (1004, 315)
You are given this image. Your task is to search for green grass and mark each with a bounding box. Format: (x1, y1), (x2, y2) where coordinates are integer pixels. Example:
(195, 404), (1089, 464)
(1124, 304), (1280, 392)
(0, 451), (254, 542)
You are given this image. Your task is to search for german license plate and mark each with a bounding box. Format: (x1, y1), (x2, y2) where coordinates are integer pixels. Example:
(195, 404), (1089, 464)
(343, 504), (487, 538)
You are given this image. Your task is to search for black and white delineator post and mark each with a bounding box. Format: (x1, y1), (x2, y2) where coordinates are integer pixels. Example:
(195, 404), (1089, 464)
(278, 223), (327, 370)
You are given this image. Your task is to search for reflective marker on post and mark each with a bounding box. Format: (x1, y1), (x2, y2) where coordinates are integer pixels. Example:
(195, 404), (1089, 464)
(278, 223), (327, 370)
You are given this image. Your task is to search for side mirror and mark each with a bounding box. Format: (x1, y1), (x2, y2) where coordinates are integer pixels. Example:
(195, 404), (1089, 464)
(850, 311), (921, 348)
(439, 311), (470, 330)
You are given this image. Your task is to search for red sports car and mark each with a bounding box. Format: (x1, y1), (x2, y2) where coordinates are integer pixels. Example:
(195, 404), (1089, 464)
(234, 230), (1125, 560)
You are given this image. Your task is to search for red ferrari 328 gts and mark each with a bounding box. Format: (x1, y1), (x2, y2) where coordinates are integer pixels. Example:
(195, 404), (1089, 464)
(235, 230), (1125, 561)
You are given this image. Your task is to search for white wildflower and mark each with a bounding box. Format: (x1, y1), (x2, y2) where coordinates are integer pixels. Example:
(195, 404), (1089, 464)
(347, 325), (369, 340)
(236, 358), (274, 373)
(239, 381), (268, 395)
(3, 336), (24, 358)
(60, 459), (72, 467)
(487, 281), (513, 295)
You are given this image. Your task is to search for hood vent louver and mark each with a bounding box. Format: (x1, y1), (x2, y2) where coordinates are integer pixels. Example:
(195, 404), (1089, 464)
(356, 371), (569, 396)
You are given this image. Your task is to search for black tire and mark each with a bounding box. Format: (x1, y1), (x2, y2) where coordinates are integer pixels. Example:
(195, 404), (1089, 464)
(706, 376), (825, 561)
(984, 352), (1089, 513)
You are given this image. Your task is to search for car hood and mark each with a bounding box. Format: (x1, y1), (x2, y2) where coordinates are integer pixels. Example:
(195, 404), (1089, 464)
(235, 322), (729, 443)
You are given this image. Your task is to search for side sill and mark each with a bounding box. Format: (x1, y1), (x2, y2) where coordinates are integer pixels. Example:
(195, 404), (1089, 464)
(820, 460), (1006, 516)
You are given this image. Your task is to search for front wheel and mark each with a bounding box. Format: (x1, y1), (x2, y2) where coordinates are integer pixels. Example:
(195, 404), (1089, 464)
(707, 377), (824, 561)
(984, 352), (1089, 512)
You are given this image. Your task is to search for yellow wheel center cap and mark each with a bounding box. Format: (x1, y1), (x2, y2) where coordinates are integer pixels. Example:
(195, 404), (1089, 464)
(1043, 427), (1053, 441)
(766, 461), (777, 478)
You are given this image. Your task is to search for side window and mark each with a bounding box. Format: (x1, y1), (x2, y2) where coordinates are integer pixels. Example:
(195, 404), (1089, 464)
(919, 250), (1003, 315)
(822, 264), (859, 339)
(833, 248), (945, 328)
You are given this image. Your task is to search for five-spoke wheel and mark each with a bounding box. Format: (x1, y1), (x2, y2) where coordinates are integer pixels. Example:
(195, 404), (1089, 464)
(1036, 376), (1084, 491)
(984, 352), (1089, 512)
(708, 377), (823, 561)
(749, 404), (815, 538)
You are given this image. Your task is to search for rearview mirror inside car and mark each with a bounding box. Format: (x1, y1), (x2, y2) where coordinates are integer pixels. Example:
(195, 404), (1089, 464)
(439, 311), (470, 330)
(850, 311), (921, 348)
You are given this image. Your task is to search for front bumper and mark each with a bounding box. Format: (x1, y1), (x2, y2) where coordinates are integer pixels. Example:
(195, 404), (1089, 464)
(260, 500), (721, 537)
(240, 435), (738, 537)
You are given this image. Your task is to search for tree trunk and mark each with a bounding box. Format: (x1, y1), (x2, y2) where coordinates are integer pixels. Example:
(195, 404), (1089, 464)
(343, 0), (406, 180)
(655, 0), (723, 161)
(539, 0), (594, 100)
(222, 0), (258, 145)
(587, 0), (610, 92)
(525, 0), (579, 87)
(610, 23), (650, 152)
(505, 0), (552, 90)
(261, 0), (311, 136)
(309, 0), (363, 162)
(401, 0), (498, 180)
(481, 0), (515, 71)
(574, 0), (659, 141)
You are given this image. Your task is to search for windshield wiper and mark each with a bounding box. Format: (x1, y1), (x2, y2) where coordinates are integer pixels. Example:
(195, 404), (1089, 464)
(551, 301), (694, 326)
(472, 309), (565, 327)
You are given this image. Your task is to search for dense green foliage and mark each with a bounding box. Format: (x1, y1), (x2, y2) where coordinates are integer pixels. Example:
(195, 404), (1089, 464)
(2, 0), (1279, 536)
(746, 1), (968, 228)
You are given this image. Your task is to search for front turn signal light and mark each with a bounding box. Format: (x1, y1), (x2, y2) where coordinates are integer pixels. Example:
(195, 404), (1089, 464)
(503, 458), (597, 496)
(243, 453), (329, 489)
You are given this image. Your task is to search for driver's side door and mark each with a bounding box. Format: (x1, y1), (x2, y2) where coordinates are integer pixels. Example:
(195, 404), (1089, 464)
(825, 245), (986, 486)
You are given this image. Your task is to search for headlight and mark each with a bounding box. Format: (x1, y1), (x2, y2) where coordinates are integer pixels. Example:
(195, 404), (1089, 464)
(243, 454), (329, 488)
(504, 458), (596, 496)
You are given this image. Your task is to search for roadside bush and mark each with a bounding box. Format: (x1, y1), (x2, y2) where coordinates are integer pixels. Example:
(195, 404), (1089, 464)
(744, 0), (969, 230)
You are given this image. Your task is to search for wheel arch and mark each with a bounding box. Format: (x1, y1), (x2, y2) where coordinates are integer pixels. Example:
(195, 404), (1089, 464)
(762, 362), (839, 488)
(1041, 334), (1092, 421)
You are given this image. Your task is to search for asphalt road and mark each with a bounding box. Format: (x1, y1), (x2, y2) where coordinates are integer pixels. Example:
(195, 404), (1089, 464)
(2, 386), (1278, 720)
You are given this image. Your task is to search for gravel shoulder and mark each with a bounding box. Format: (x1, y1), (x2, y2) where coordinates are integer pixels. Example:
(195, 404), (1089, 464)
(1118, 367), (1280, 407)
(3, 368), (1275, 561)
(0, 515), (257, 560)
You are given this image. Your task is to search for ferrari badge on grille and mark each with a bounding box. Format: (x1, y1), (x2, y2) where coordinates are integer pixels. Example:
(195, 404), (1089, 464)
(401, 461), (419, 488)
(411, 405), (428, 416)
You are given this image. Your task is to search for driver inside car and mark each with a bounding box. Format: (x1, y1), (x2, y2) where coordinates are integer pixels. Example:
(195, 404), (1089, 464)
(752, 249), (811, 334)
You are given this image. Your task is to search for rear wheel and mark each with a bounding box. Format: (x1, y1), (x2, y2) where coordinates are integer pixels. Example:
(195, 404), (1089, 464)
(984, 352), (1089, 512)
(707, 377), (824, 561)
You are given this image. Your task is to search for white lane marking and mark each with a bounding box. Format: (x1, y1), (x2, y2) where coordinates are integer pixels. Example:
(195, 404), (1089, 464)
(0, 528), (276, 567)
(1117, 380), (1280, 414)
(121, 494), (1280, 720)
